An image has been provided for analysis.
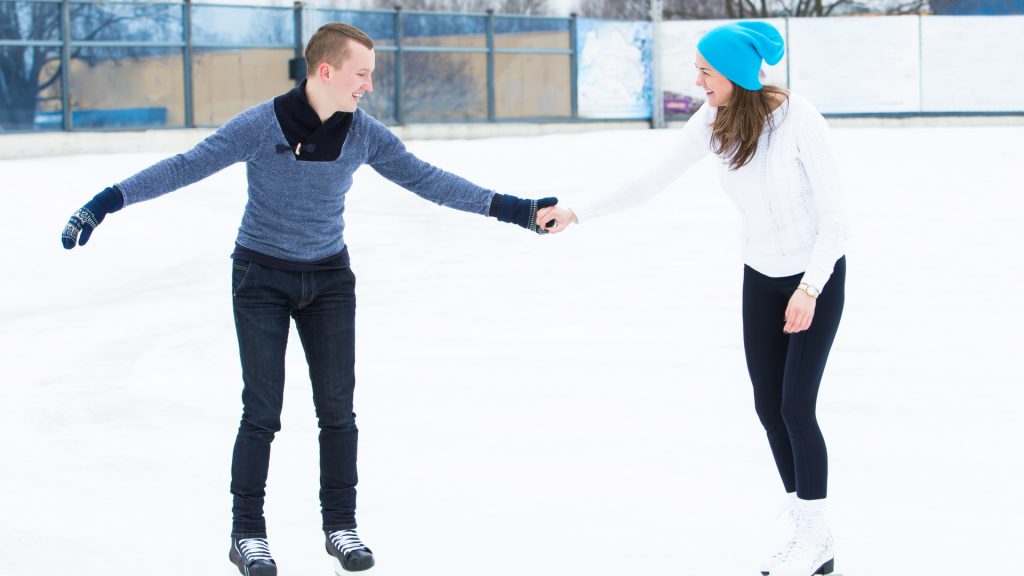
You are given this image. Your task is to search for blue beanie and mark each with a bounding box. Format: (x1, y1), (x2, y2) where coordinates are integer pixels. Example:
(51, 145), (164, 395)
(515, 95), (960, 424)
(697, 22), (784, 91)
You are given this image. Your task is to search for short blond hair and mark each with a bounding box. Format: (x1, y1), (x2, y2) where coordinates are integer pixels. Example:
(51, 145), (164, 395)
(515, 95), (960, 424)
(305, 23), (374, 77)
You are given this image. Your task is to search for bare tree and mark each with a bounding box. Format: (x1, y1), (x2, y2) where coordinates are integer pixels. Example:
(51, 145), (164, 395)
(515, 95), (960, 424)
(354, 0), (554, 15)
(571, 0), (924, 18)
(1, 2), (179, 130)
(574, 0), (651, 18)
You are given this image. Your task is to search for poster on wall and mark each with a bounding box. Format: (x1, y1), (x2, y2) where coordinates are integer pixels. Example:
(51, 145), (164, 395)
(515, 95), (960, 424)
(658, 19), (789, 118)
(788, 16), (920, 114)
(921, 16), (1024, 112)
(576, 18), (653, 119)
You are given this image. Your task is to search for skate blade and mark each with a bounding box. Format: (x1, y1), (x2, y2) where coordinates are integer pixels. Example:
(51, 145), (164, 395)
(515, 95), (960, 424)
(331, 554), (344, 576)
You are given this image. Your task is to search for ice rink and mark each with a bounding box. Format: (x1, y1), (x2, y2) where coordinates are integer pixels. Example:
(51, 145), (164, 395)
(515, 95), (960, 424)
(1, 122), (1021, 575)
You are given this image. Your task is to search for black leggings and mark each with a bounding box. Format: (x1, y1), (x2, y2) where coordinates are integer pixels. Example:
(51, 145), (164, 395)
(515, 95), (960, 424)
(742, 257), (845, 500)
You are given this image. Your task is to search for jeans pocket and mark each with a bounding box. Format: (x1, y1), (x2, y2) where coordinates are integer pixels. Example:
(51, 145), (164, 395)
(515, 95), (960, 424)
(232, 261), (255, 296)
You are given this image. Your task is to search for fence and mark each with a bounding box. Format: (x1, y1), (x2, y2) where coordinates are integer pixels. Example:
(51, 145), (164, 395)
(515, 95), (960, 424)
(0, 1), (580, 131)
(3, 3), (1024, 134)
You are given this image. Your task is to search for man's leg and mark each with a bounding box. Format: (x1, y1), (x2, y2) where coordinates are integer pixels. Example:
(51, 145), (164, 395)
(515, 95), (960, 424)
(230, 261), (295, 538)
(293, 267), (375, 572)
(292, 267), (359, 531)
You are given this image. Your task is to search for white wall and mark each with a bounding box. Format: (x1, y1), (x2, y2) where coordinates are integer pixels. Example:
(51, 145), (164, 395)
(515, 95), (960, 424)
(658, 15), (1024, 115)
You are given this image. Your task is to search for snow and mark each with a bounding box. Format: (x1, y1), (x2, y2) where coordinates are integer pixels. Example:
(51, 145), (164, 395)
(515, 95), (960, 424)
(1, 123), (1021, 575)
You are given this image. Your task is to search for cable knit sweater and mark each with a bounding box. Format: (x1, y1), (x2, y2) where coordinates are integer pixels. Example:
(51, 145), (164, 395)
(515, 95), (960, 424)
(572, 92), (848, 293)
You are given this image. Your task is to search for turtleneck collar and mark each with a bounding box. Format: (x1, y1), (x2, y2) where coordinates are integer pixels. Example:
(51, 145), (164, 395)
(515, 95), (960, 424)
(272, 79), (353, 162)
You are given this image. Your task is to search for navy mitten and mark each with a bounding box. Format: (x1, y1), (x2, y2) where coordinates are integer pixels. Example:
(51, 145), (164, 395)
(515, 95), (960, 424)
(61, 186), (124, 249)
(489, 193), (558, 235)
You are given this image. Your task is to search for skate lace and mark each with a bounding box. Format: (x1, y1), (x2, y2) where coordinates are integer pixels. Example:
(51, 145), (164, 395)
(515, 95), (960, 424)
(329, 529), (368, 557)
(776, 513), (827, 566)
(238, 538), (274, 563)
(778, 534), (809, 561)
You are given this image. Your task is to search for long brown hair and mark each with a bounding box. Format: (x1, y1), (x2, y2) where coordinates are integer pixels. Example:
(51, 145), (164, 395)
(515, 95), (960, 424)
(711, 84), (788, 171)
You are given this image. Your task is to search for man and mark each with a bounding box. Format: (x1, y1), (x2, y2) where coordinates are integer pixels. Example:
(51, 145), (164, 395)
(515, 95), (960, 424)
(61, 22), (556, 576)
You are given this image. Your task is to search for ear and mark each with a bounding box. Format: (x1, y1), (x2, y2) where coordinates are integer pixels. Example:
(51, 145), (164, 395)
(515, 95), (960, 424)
(318, 62), (332, 82)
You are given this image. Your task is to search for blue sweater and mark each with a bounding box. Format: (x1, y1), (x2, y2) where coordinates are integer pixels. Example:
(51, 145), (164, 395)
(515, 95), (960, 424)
(116, 103), (496, 262)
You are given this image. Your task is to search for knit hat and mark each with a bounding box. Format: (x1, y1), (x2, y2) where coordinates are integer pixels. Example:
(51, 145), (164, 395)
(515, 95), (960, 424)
(696, 22), (784, 91)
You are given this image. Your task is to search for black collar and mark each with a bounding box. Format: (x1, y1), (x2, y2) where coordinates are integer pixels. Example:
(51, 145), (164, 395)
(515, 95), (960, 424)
(272, 80), (353, 162)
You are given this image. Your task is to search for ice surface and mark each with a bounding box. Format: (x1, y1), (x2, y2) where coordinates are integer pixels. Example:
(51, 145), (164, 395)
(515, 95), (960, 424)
(1, 124), (1021, 575)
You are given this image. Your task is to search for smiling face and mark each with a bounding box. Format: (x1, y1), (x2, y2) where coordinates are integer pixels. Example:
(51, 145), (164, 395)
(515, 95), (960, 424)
(695, 51), (734, 108)
(319, 40), (375, 113)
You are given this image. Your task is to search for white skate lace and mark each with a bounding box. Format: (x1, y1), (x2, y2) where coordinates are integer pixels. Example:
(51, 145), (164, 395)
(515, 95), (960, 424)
(778, 535), (808, 561)
(328, 529), (368, 557)
(238, 538), (274, 563)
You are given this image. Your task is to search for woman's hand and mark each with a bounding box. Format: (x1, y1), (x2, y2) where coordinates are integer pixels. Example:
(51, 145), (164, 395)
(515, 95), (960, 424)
(784, 289), (816, 334)
(536, 205), (578, 234)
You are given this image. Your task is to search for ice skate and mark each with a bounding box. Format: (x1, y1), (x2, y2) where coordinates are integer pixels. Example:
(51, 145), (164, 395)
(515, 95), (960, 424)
(769, 498), (834, 576)
(325, 528), (375, 572)
(229, 537), (277, 576)
(760, 492), (798, 575)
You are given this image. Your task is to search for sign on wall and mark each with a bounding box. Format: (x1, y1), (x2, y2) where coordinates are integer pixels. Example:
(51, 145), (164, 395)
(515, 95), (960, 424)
(576, 18), (653, 119)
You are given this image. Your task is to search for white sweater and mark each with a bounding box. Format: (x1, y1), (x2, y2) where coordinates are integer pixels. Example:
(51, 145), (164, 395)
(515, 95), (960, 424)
(572, 92), (848, 293)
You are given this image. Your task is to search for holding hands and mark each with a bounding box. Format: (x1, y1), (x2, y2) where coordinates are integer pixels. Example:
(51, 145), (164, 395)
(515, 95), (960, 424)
(535, 205), (577, 235)
(490, 193), (559, 234)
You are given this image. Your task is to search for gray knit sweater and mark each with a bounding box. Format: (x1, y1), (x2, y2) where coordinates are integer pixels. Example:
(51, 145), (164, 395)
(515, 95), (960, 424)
(116, 103), (496, 262)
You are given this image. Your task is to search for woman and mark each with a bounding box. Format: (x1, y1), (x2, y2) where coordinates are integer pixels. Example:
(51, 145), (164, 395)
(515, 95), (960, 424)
(539, 22), (847, 576)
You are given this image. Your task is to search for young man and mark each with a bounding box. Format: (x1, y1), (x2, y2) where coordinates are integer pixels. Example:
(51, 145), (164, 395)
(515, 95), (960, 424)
(61, 23), (556, 576)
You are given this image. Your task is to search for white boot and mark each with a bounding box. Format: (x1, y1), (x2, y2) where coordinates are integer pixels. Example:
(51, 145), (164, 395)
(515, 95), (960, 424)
(759, 492), (798, 575)
(770, 497), (835, 576)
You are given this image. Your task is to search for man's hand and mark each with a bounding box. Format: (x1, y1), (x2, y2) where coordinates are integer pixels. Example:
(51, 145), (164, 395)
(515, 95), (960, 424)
(61, 186), (124, 249)
(489, 193), (558, 235)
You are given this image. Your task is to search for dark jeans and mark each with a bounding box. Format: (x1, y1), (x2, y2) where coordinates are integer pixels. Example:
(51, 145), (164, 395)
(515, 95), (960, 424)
(742, 257), (845, 501)
(230, 260), (359, 538)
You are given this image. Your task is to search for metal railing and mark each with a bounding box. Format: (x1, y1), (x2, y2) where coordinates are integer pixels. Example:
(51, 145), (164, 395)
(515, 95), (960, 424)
(0, 0), (583, 132)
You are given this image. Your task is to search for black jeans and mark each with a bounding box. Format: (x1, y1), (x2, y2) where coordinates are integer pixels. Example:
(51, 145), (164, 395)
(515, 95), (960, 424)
(742, 257), (845, 500)
(230, 260), (359, 538)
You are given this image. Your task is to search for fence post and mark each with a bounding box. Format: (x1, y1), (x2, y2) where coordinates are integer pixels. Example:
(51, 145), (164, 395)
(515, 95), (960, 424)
(650, 0), (664, 129)
(917, 13), (923, 114)
(784, 17), (790, 91)
(569, 12), (578, 120)
(293, 1), (304, 87)
(61, 0), (71, 130)
(486, 9), (495, 122)
(184, 0), (193, 127)
(394, 5), (403, 125)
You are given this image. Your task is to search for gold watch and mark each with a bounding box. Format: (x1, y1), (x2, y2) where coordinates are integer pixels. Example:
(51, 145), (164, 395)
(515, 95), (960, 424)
(798, 282), (820, 299)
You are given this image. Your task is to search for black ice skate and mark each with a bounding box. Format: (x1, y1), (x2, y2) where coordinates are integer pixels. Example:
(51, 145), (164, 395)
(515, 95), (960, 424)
(325, 529), (375, 572)
(229, 537), (277, 576)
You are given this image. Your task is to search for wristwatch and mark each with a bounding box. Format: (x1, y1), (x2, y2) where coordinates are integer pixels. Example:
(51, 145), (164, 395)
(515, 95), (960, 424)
(798, 282), (820, 299)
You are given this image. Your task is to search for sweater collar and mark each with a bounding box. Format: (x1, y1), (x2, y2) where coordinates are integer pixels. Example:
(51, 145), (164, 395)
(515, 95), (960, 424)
(272, 80), (353, 162)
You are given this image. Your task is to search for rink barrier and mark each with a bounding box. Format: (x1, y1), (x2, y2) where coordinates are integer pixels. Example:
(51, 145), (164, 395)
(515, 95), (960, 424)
(3, 113), (1023, 161)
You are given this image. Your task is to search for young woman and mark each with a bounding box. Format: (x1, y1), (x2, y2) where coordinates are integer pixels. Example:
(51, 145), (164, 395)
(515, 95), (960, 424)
(540, 22), (847, 576)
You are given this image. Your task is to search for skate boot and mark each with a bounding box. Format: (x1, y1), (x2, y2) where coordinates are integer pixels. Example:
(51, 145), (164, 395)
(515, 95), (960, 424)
(770, 498), (835, 576)
(325, 528), (375, 573)
(759, 492), (798, 575)
(229, 537), (277, 576)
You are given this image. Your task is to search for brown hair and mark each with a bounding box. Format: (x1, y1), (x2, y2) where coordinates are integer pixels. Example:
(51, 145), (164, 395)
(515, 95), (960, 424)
(305, 23), (374, 77)
(711, 84), (788, 171)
